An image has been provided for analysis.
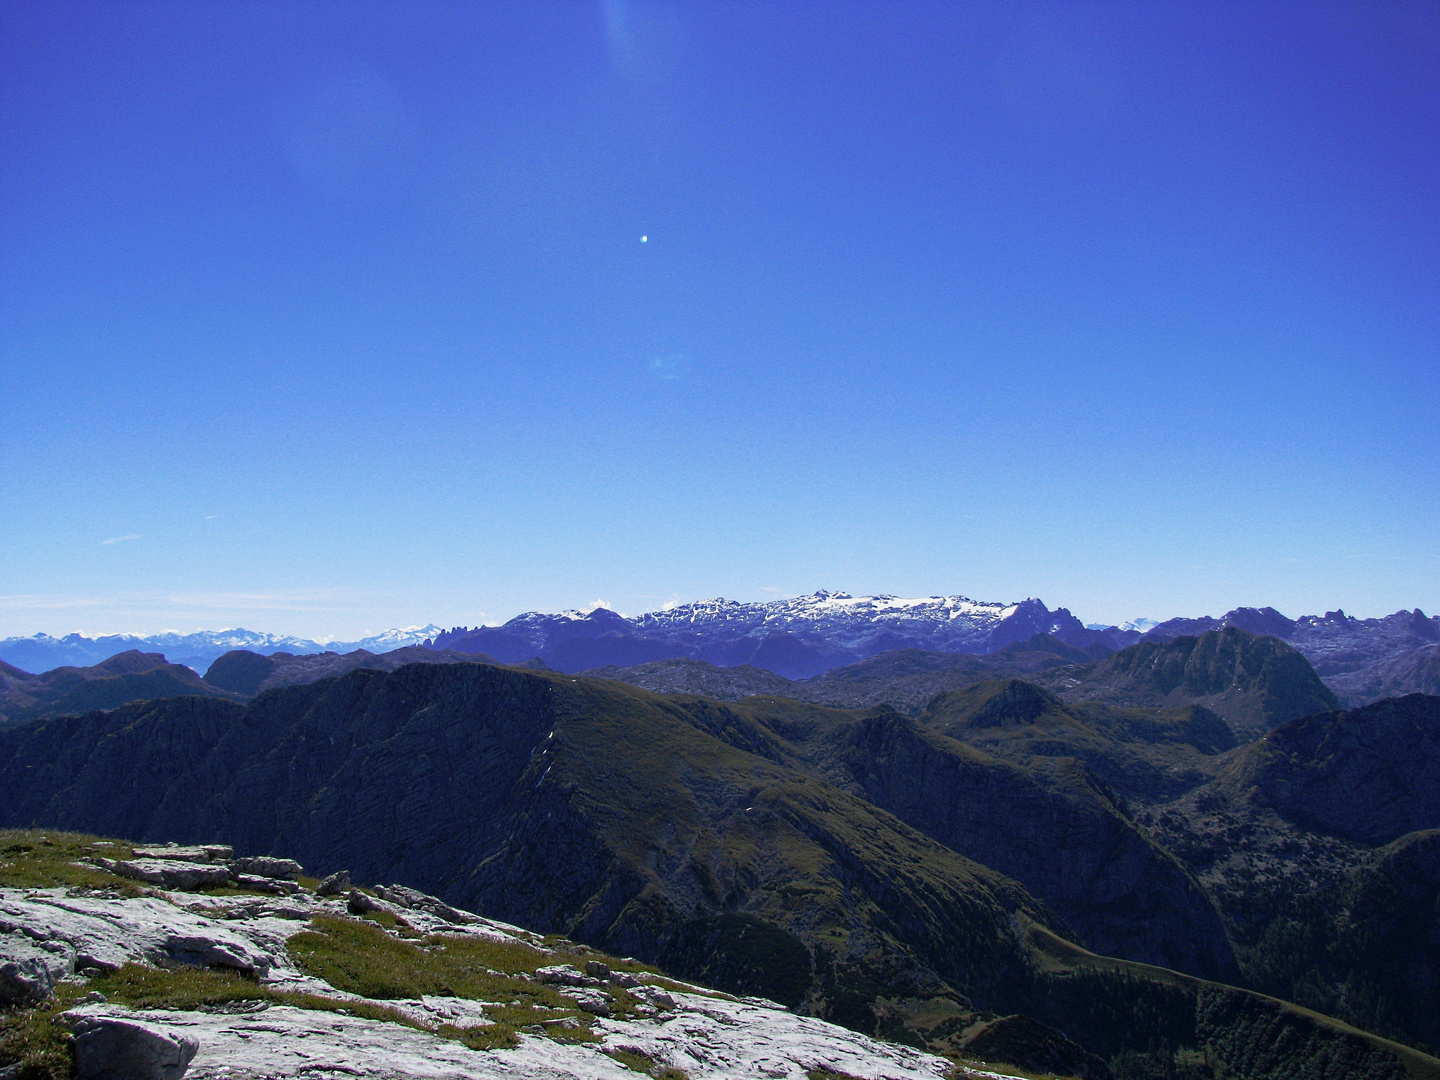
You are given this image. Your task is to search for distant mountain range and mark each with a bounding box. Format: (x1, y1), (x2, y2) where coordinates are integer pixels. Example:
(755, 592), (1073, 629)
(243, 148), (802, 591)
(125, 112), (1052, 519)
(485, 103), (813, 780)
(4, 592), (1437, 706)
(430, 592), (1438, 705)
(0, 625), (444, 675)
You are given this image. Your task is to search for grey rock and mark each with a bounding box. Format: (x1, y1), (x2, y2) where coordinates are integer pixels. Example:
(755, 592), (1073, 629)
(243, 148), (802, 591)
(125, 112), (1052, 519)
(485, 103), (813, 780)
(132, 844), (233, 864)
(558, 986), (611, 1015)
(0, 891), (278, 978)
(611, 971), (640, 988)
(372, 884), (474, 924)
(229, 856), (302, 881)
(105, 858), (232, 892)
(233, 874), (298, 895)
(0, 927), (74, 1004)
(161, 934), (261, 974)
(346, 889), (381, 915)
(0, 1063), (18, 1080)
(584, 959), (611, 980)
(0, 955), (54, 1006)
(316, 870), (351, 896)
(69, 1014), (199, 1080)
(534, 964), (603, 988)
(634, 985), (676, 1010)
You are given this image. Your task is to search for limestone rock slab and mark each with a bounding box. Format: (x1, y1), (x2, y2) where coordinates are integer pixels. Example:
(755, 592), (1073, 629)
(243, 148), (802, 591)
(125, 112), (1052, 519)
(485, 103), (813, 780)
(70, 1013), (199, 1080)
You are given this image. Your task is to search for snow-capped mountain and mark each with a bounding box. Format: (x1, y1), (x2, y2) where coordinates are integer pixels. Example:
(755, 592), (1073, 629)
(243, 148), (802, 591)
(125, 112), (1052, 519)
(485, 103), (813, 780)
(430, 592), (1112, 678)
(0, 625), (444, 675)
(634, 591), (1094, 654)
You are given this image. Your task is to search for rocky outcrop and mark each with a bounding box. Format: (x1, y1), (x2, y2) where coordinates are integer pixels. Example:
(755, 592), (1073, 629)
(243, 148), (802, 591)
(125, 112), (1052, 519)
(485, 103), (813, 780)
(1142, 606), (1440, 707)
(0, 934), (67, 1006)
(0, 890), (281, 977)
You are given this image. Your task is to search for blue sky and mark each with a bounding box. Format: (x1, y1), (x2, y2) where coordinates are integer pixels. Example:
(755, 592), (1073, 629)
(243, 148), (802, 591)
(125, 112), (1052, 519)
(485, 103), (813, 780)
(1, 1), (1436, 638)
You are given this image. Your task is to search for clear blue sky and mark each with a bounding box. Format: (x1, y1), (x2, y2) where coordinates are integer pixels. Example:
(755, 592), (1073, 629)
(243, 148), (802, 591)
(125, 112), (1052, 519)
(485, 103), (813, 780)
(1, 1), (1436, 639)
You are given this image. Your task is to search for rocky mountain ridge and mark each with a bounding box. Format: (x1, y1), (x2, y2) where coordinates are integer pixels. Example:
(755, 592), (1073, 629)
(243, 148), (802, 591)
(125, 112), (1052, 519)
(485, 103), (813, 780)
(585, 628), (1339, 738)
(434, 594), (1440, 703)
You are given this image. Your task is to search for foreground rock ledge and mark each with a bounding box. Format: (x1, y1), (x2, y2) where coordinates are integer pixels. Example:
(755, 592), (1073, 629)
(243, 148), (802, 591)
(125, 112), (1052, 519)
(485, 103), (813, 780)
(1, 877), (1026, 1080)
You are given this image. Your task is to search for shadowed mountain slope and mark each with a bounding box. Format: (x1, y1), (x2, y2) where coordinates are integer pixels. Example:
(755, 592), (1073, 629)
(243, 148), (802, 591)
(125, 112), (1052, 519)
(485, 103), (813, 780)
(203, 646), (497, 697)
(1141, 694), (1440, 1055)
(0, 664), (1055, 1027)
(0, 650), (237, 727)
(664, 691), (1237, 981)
(1215, 694), (1440, 846)
(920, 679), (1237, 801)
(1324, 643), (1440, 708)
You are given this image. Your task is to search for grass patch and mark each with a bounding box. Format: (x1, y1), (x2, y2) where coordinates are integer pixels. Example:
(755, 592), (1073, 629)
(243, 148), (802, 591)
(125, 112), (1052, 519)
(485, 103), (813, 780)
(286, 915), (616, 1043)
(608, 1047), (659, 1072)
(288, 916), (452, 999)
(0, 984), (88, 1080)
(485, 1002), (600, 1043)
(448, 1022), (520, 1050)
(88, 963), (424, 1030)
(0, 829), (141, 894)
(605, 1046), (690, 1079)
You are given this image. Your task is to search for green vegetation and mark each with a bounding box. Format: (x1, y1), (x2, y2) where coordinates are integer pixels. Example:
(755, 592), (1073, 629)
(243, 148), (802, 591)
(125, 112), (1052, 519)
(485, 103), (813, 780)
(284, 913), (667, 1045)
(0, 829), (142, 893)
(603, 1046), (689, 1080)
(0, 985), (87, 1080)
